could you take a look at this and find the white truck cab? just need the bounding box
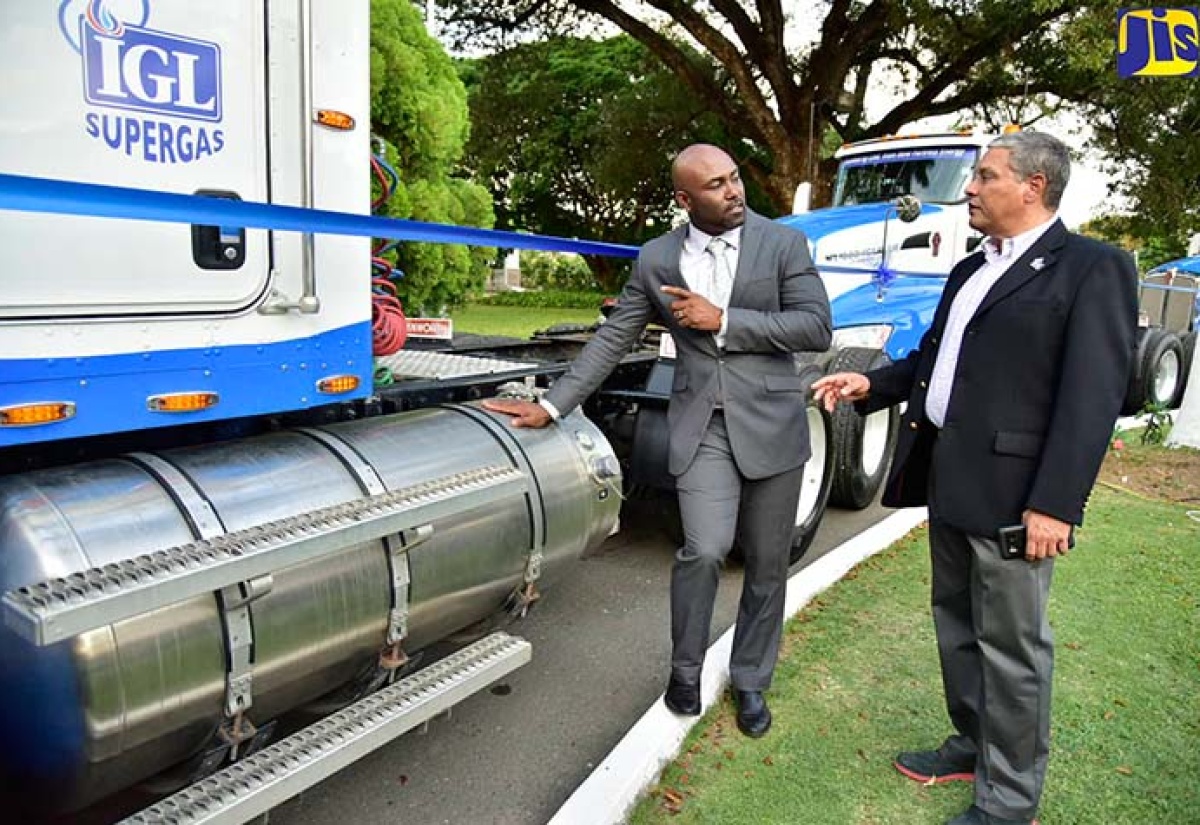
[781,132,989,300]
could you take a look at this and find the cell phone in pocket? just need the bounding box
[997,524,1027,560]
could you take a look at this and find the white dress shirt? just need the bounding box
[681,224,741,348]
[541,223,742,421]
[925,216,1058,428]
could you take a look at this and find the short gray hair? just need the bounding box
[988,131,1072,209]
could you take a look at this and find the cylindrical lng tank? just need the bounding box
[0,404,621,813]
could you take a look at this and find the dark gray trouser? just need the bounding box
[670,413,805,692]
[929,516,1055,821]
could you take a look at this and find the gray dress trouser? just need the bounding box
[669,412,805,692]
[928,516,1056,821]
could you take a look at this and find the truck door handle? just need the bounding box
[192,189,245,270]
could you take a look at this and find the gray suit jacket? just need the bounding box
[546,210,832,479]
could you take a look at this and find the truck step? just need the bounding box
[375,349,537,380]
[3,465,527,645]
[119,631,532,825]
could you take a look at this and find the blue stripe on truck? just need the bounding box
[0,321,372,447]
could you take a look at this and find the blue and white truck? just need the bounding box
[8,4,1181,820]
[0,2,697,821]
[774,132,991,509]
[773,132,1191,507]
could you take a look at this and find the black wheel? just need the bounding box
[1124,328,1185,412]
[825,347,899,509]
[789,402,834,564]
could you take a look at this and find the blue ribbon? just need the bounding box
[0,173,640,259]
[873,264,898,291]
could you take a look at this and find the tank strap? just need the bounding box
[297,428,416,649]
[125,452,272,750]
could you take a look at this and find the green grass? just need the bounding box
[447,303,601,338]
[630,486,1200,824]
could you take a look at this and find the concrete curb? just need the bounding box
[546,506,930,825]
[1115,410,1176,433]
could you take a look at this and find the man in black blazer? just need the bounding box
[485,144,831,738]
[814,132,1136,825]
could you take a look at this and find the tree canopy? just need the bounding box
[370,0,495,312]
[435,0,1128,214]
[1082,78,1199,265]
[461,35,738,290]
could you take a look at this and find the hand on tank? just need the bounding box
[481,398,552,428]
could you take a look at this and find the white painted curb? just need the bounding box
[1115,409,1176,433]
[547,506,930,825]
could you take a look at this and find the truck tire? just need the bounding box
[789,401,834,564]
[1124,328,1185,412]
[826,347,899,509]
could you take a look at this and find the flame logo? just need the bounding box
[58,0,150,54]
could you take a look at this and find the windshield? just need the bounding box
[833,147,978,207]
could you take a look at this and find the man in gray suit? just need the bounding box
[484,144,831,737]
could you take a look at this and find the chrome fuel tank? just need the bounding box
[0,404,621,813]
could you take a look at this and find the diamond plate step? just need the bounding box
[375,349,537,380]
[3,465,527,645]
[120,632,532,825]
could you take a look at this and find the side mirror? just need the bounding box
[792,182,812,215]
[892,194,922,223]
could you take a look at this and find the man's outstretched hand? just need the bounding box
[481,398,553,428]
[811,372,871,412]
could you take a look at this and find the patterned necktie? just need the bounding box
[706,236,734,310]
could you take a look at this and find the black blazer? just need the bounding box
[859,220,1138,537]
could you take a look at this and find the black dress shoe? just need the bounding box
[733,690,772,737]
[664,675,701,716]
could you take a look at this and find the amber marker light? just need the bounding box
[316,375,361,395]
[0,401,76,427]
[315,109,355,130]
[146,392,220,413]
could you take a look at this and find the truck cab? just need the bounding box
[780,133,986,302]
[768,133,992,510]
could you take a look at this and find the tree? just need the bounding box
[436,0,1123,214]
[461,35,736,291]
[371,0,496,313]
[520,251,598,292]
[1079,78,1199,264]
[1079,214,1186,272]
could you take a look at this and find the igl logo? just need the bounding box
[60,1,226,164]
[83,22,222,121]
[1116,7,1200,77]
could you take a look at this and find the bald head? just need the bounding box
[672,144,746,235]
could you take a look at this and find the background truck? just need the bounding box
[0,3,830,822]
[1123,253,1198,413]
[764,131,1191,511]
[770,132,989,509]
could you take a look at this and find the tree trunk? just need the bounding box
[586,255,626,294]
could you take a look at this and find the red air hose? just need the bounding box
[371,277,407,355]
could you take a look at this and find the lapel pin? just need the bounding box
[1030,257,1046,271]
